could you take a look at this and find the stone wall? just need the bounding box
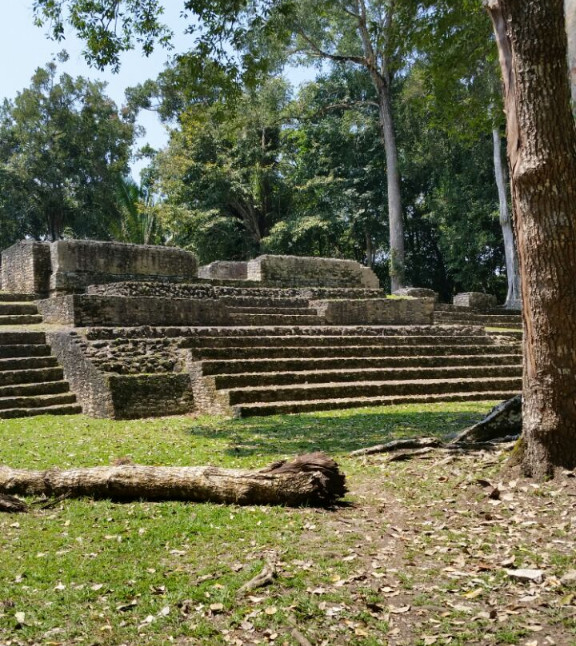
[108,374,194,419]
[83,337,185,374]
[86,281,386,301]
[47,331,115,418]
[1,241,51,295]
[247,255,380,288]
[453,292,498,310]
[50,240,198,293]
[197,261,248,280]
[0,240,199,295]
[47,330,194,418]
[310,298,434,326]
[38,295,229,327]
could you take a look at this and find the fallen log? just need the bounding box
[0,452,346,509]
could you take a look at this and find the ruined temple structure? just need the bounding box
[0,240,522,419]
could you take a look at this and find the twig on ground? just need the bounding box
[350,437,443,456]
[238,553,278,594]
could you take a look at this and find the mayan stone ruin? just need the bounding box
[0,240,523,420]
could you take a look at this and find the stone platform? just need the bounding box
[0,241,522,419]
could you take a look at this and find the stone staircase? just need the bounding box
[0,293,82,418]
[0,293,43,326]
[434,304,522,330]
[188,326,522,417]
[82,324,523,418]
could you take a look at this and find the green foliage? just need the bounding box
[152,77,294,260]
[0,63,136,242]
[396,70,507,299]
[26,0,511,299]
[33,0,173,71]
[110,176,164,245]
[263,68,388,271]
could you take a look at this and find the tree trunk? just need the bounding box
[486,0,576,479]
[0,453,346,508]
[492,126,521,308]
[376,81,405,291]
[566,0,576,106]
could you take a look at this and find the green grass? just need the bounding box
[0,401,492,471]
[0,401,549,645]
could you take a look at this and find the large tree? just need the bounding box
[34,0,426,290]
[0,63,136,241]
[152,78,294,261]
[486,0,576,478]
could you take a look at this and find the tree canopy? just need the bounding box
[0,63,136,243]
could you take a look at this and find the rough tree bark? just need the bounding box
[486,0,576,478]
[0,453,346,508]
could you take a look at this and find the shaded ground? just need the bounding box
[0,404,575,645]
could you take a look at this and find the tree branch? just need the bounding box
[296,29,367,67]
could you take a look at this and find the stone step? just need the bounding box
[200,353,523,376]
[191,343,521,361]
[228,313,325,326]
[84,324,489,341]
[0,303,39,316]
[213,364,522,389]
[0,403,82,419]
[0,367,64,387]
[0,380,72,398]
[489,329,523,339]
[434,312,522,326]
[184,334,498,349]
[88,283,387,300]
[227,306,319,316]
[220,297,310,309]
[0,292,36,302]
[0,314,43,326]
[233,391,520,417]
[0,356,58,371]
[0,331,46,345]
[435,304,521,315]
[0,344,52,358]
[227,376,522,405]
[0,392,78,411]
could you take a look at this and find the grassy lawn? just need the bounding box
[1,402,575,645]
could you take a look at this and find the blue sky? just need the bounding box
[0,2,194,176]
[0,2,315,179]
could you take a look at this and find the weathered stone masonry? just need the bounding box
[0,240,522,420]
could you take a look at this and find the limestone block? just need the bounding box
[393,287,438,302]
[49,240,198,293]
[197,261,248,280]
[311,298,434,325]
[453,292,498,310]
[1,241,51,295]
[246,255,380,288]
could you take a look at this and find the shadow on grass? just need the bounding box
[186,405,491,457]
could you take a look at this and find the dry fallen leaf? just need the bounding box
[505,569,545,584]
[463,588,484,599]
[389,604,411,614]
